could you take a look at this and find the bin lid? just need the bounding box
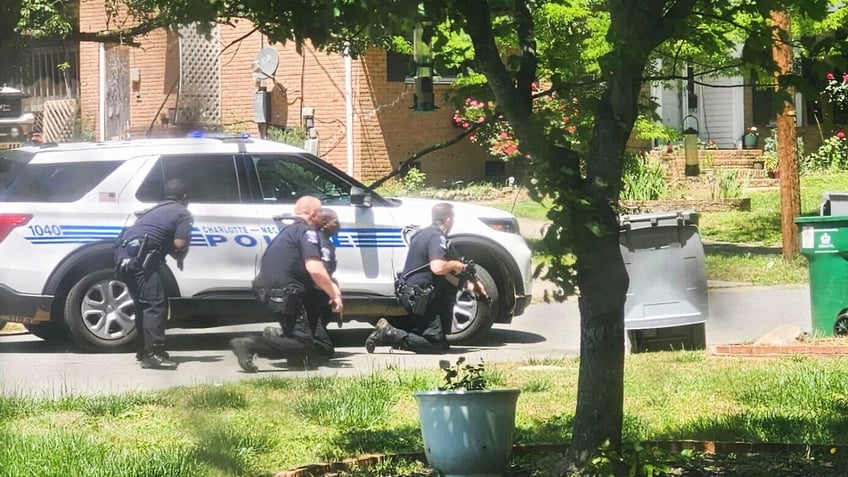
[795,215,848,225]
[822,191,848,201]
[620,209,698,231]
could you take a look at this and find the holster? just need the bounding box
[395,274,435,317]
[254,287,302,317]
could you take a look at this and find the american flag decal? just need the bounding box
[99,192,116,202]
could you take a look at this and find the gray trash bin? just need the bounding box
[820,192,848,216]
[619,209,709,352]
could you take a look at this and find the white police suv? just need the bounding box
[0,136,534,352]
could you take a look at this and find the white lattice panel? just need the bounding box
[42,99,77,142]
[177,24,221,125]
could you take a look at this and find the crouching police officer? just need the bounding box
[115,178,193,370]
[260,206,341,361]
[230,196,343,372]
[366,202,486,354]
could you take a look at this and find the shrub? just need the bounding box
[621,153,668,201]
[802,131,848,173]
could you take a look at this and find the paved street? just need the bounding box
[0,283,812,397]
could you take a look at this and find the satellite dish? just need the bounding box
[253,47,279,80]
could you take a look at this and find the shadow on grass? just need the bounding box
[703,242,783,256]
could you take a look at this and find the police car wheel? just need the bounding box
[63,269,138,352]
[445,264,498,344]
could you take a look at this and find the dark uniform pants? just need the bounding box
[121,264,168,353]
[397,287,453,354]
[255,290,334,360]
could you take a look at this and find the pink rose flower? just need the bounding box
[838,131,846,139]
[843,74,848,84]
[827,73,835,81]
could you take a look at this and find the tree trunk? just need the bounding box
[555,203,629,475]
[771,10,801,261]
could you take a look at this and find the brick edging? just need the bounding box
[273,441,848,477]
[712,344,848,356]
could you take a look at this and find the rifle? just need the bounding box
[455,258,493,305]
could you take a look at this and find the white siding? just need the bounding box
[698,76,744,149]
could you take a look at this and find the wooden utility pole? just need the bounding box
[772,10,801,261]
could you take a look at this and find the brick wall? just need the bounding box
[75,4,494,185]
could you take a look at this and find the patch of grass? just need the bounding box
[486,197,551,221]
[705,252,809,285]
[182,386,248,411]
[293,373,407,429]
[482,173,848,285]
[8,356,848,475]
[700,172,848,246]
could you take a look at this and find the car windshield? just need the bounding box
[0,159,122,202]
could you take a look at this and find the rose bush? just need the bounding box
[452,83,581,162]
[824,72,848,109]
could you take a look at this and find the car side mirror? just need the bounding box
[350,186,371,208]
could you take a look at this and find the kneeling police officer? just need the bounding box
[115,178,193,370]
[366,202,486,354]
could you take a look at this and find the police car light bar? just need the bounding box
[187,131,252,141]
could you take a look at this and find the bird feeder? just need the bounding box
[683,115,699,177]
[411,22,435,112]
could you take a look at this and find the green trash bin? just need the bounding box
[796,215,848,335]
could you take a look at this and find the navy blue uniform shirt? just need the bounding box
[254,218,322,293]
[402,225,449,289]
[122,201,193,255]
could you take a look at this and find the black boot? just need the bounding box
[136,349,168,361]
[139,347,177,370]
[230,337,259,373]
[365,318,402,353]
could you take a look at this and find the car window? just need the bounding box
[251,154,351,205]
[0,159,122,202]
[137,154,242,203]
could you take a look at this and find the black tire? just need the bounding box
[445,264,499,344]
[63,268,138,352]
[835,313,848,336]
[24,321,68,342]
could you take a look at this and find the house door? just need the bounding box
[104,45,130,140]
[698,76,744,149]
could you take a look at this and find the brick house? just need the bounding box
[70,3,505,186]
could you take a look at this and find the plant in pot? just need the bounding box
[414,357,521,477]
[762,136,779,177]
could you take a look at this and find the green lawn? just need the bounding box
[5,354,848,476]
[489,172,848,286]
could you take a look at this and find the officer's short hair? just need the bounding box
[318,207,340,235]
[294,195,321,216]
[432,203,454,225]
[165,178,192,201]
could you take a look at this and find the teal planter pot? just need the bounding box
[743,133,758,149]
[414,389,520,477]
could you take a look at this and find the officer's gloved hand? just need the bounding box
[116,258,133,276]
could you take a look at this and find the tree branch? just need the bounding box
[367,123,482,190]
[54,19,168,46]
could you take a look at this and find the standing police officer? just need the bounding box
[230,196,342,372]
[365,202,485,354]
[115,178,193,370]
